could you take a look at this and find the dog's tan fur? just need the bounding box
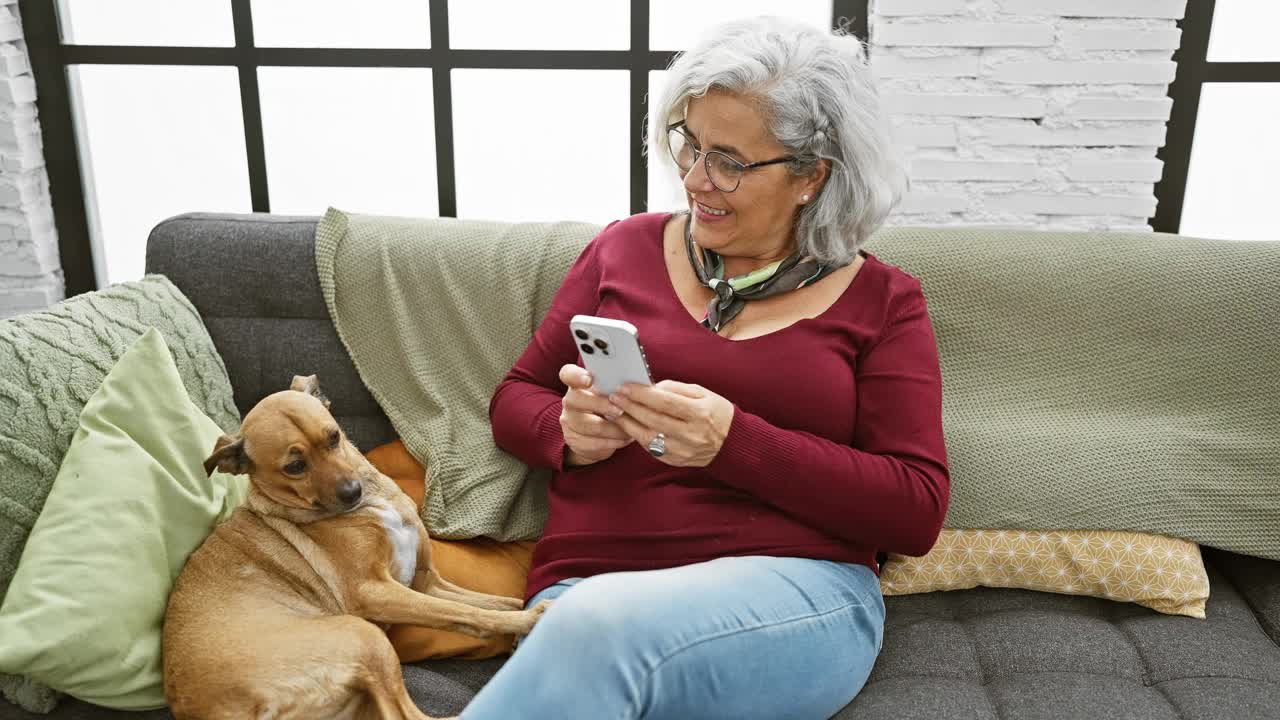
[162,376,547,720]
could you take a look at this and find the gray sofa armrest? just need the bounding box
[144,212,395,451]
[1205,547,1280,646]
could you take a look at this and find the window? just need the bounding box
[33,0,871,290]
[1178,84,1280,241]
[649,0,831,51]
[449,1,627,51]
[70,65,251,284]
[452,68,629,224]
[257,67,439,217]
[60,0,234,47]
[28,1,1271,291]
[251,0,431,49]
[1155,0,1280,240]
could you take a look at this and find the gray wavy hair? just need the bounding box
[653,16,908,265]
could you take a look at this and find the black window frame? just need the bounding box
[1153,0,1280,236]
[25,1,1274,298]
[19,0,866,296]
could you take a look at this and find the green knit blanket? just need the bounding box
[315,208,600,540]
[316,208,1279,560]
[0,275,240,713]
[864,227,1280,560]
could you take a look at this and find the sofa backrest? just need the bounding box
[145,212,395,451]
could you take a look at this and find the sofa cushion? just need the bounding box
[10,658,507,720]
[844,550,1280,719]
[1208,547,1280,645]
[0,275,241,714]
[881,529,1211,618]
[367,439,536,661]
[0,275,240,602]
[16,552,1280,719]
[0,329,248,710]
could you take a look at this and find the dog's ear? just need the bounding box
[290,374,330,409]
[204,434,250,476]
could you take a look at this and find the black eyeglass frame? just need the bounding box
[666,121,796,193]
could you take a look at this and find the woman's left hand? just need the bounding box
[606,380,735,467]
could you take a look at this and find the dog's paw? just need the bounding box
[514,599,553,636]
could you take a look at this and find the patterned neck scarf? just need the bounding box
[681,210,842,334]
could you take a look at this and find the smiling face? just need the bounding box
[678,90,828,267]
[204,379,370,514]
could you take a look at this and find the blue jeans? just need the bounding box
[460,555,885,720]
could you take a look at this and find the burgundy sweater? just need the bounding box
[489,213,950,601]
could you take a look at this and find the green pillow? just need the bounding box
[0,327,248,710]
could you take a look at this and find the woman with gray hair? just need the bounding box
[467,16,948,719]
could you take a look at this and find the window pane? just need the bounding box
[1180,84,1280,241]
[258,67,437,217]
[650,0,832,51]
[251,0,430,48]
[647,70,686,212]
[451,1,627,50]
[60,0,234,46]
[71,65,250,285]
[453,69,629,224]
[1206,0,1280,62]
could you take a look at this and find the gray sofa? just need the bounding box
[18,212,1280,719]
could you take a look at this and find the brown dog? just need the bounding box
[162,376,547,719]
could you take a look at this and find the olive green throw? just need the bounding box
[315,208,599,541]
[865,227,1280,560]
[317,208,1280,560]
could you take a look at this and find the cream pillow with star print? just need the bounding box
[879,529,1210,618]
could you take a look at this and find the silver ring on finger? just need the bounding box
[647,432,666,457]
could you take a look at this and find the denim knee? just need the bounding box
[525,575,641,661]
[511,577,649,711]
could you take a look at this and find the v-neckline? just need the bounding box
[656,212,872,344]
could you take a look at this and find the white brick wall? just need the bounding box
[0,0,60,319]
[872,0,1186,231]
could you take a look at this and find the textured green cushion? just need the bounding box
[0,275,240,601]
[0,328,248,710]
[0,275,240,713]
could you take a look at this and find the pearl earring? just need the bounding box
[801,194,810,202]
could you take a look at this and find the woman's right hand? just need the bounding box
[558,364,632,467]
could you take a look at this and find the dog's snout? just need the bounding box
[336,480,362,506]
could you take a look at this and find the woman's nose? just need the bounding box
[683,156,715,194]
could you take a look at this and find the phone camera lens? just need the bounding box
[593,339,609,350]
[580,343,595,354]
[574,329,589,340]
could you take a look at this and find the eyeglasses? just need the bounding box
[666,122,795,193]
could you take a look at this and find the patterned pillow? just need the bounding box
[880,529,1210,618]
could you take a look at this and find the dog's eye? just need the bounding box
[284,459,306,475]
[328,430,340,449]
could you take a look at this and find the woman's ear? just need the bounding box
[802,159,832,203]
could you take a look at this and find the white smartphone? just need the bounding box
[569,315,653,396]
